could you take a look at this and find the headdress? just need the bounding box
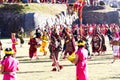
[4,48,14,55]
[77,40,86,46]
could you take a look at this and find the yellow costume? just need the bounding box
[39,34,49,55]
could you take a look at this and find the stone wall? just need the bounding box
[83,11,119,25]
[0,5,119,38]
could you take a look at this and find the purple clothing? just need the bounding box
[75,47,88,80]
[1,56,19,80]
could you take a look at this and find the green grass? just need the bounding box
[0,37,120,80]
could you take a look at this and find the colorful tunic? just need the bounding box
[112,37,120,56]
[91,34,102,53]
[28,38,38,59]
[1,56,19,80]
[64,36,75,56]
[11,38,17,53]
[39,35,49,54]
[75,47,88,80]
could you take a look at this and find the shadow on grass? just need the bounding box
[88,62,106,65]
[19,59,52,63]
[16,56,28,59]
[101,76,120,80]
[63,64,75,67]
[109,76,120,79]
[89,55,112,61]
[17,70,45,74]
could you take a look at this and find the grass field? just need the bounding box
[0,37,120,80]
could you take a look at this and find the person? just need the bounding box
[73,40,88,80]
[48,28,63,71]
[0,41,3,60]
[28,32,41,60]
[11,33,18,57]
[39,30,49,56]
[17,28,24,47]
[110,33,120,63]
[35,26,41,39]
[106,27,112,44]
[0,48,19,80]
[91,29,102,56]
[62,27,75,59]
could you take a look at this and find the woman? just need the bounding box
[73,40,88,80]
[1,48,19,80]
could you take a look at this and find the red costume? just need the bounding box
[28,38,38,59]
[91,33,102,54]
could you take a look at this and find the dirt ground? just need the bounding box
[0,36,120,80]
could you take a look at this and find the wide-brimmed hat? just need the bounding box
[4,48,14,55]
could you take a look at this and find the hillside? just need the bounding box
[0,3,67,16]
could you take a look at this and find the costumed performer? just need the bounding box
[1,48,19,80]
[72,40,88,80]
[28,32,41,60]
[39,30,49,56]
[111,32,120,63]
[11,33,18,57]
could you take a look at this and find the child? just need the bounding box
[0,41,3,60]
[39,30,49,56]
[0,48,19,80]
[11,33,18,57]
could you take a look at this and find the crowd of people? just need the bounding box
[0,0,104,6]
[0,22,120,80]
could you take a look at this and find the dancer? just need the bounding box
[39,30,49,56]
[111,33,120,63]
[62,27,75,59]
[11,33,18,57]
[48,28,63,71]
[0,48,19,80]
[28,32,41,60]
[17,28,24,47]
[91,28,102,56]
[73,40,88,80]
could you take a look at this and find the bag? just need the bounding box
[67,52,76,62]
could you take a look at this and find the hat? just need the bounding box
[77,40,86,46]
[4,48,14,55]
